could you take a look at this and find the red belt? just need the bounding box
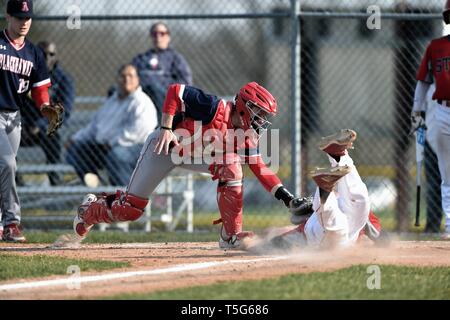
[437,99,450,107]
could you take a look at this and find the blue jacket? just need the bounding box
[49,63,75,121]
[132,47,193,90]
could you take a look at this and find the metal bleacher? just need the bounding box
[16,96,195,232]
[17,171,194,233]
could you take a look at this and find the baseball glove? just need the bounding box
[41,102,64,136]
[409,111,426,135]
[289,197,314,225]
[289,197,313,216]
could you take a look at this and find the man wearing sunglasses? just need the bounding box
[20,41,75,186]
[73,82,312,249]
[132,22,193,121]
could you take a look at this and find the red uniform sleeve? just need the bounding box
[416,43,433,83]
[248,155,282,193]
[162,84,185,115]
[31,83,51,110]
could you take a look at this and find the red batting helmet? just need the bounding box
[443,0,450,24]
[235,82,277,137]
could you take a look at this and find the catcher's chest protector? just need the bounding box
[174,101,232,154]
[175,100,257,157]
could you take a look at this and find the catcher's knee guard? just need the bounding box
[80,193,116,225]
[111,192,149,222]
[213,159,244,239]
[80,191,148,225]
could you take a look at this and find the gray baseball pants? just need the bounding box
[0,111,21,227]
[127,129,211,198]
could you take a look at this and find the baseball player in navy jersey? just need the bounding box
[74,82,311,249]
[410,1,450,239]
[0,0,64,242]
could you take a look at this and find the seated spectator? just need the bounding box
[132,21,193,120]
[20,41,75,185]
[65,64,158,186]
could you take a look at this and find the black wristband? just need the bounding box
[160,126,172,131]
[274,186,295,207]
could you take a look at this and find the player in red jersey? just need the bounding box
[411,0,450,239]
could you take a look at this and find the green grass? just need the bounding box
[0,254,129,281]
[110,265,450,300]
[23,230,219,244]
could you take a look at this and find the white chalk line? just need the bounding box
[0,256,289,292]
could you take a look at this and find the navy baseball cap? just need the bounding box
[7,0,33,18]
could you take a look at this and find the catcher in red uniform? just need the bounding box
[73,82,311,248]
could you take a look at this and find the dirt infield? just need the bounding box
[0,238,449,300]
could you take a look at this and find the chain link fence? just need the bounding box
[0,0,446,233]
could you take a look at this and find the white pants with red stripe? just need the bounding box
[304,152,370,248]
[427,102,450,233]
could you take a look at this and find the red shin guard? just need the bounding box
[82,191,148,225]
[111,193,149,222]
[211,155,244,239]
[81,196,114,225]
[217,185,243,237]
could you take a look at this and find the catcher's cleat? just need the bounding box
[319,129,357,156]
[73,194,97,239]
[219,230,255,250]
[311,165,352,193]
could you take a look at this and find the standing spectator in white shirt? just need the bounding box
[65,64,158,186]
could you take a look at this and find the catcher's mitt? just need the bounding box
[289,197,314,225]
[41,102,64,136]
